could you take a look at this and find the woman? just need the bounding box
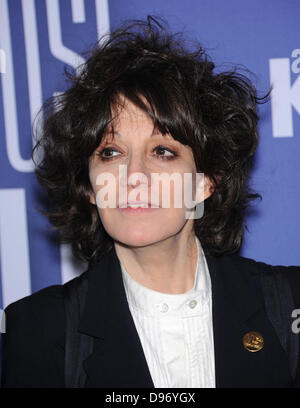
[1,16,300,388]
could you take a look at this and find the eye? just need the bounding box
[96,147,120,161]
[153,145,178,160]
[96,144,178,161]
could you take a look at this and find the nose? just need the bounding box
[126,149,151,188]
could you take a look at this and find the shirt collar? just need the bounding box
[120,236,211,318]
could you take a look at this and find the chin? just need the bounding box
[111,229,169,248]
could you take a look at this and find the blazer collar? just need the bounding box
[77,244,289,387]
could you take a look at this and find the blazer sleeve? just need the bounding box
[285,265,300,387]
[1,284,65,388]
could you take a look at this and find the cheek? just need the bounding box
[88,167,99,200]
[94,208,114,230]
[161,172,197,210]
[89,163,120,190]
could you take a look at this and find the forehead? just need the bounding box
[110,97,152,125]
[107,97,171,139]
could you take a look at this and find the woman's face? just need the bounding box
[89,97,213,247]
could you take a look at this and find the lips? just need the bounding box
[119,202,160,209]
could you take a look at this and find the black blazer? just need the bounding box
[1,244,300,388]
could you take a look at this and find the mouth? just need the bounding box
[119,202,159,209]
[118,202,160,214]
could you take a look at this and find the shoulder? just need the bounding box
[220,252,300,275]
[3,270,89,342]
[1,271,88,387]
[222,253,300,306]
[1,283,66,387]
[4,269,89,314]
[3,283,65,357]
[206,251,300,292]
[4,283,64,325]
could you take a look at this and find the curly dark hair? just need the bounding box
[32,15,268,265]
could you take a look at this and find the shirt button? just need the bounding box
[160,303,169,312]
[188,299,197,309]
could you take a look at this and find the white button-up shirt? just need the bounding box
[120,236,216,388]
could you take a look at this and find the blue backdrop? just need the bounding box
[0,0,299,362]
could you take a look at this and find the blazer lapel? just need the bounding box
[205,254,292,387]
[78,244,155,388]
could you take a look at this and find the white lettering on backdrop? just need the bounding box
[270,50,300,137]
[0,1,109,306]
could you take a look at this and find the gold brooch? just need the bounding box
[243,331,264,352]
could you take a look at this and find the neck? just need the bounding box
[114,229,198,294]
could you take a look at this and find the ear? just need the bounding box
[89,191,96,205]
[204,175,215,200]
[195,174,215,204]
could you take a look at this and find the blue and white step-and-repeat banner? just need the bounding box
[0,0,299,369]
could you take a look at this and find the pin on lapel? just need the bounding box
[243,331,264,352]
